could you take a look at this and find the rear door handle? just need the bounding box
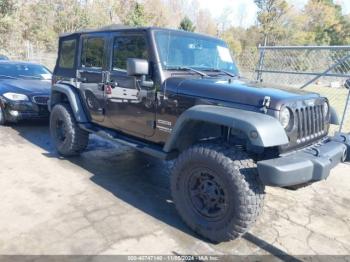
[76,69,93,83]
[77,77,87,83]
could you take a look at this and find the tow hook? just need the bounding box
[332,132,350,162]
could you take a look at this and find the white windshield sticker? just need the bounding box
[217,46,233,63]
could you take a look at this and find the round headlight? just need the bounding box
[323,101,329,117]
[280,107,291,129]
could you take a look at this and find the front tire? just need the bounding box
[50,103,89,156]
[171,143,265,243]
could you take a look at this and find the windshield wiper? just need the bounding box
[166,66,208,77]
[202,68,236,77]
[0,74,18,79]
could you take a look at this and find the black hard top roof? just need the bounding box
[60,24,222,42]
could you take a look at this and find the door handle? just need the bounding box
[80,69,99,74]
[77,77,87,83]
[76,69,90,82]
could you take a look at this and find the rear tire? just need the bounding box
[171,143,265,243]
[50,103,89,156]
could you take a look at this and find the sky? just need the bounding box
[198,0,350,28]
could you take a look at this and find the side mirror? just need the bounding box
[345,79,350,89]
[127,58,149,76]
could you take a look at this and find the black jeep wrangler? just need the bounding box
[49,25,350,243]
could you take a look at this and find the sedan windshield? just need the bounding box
[0,63,51,80]
[155,31,239,76]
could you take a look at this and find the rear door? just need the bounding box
[78,33,108,123]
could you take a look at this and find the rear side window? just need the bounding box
[81,37,105,69]
[58,39,76,69]
[113,35,148,71]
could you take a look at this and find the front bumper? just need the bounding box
[1,100,49,122]
[257,135,349,187]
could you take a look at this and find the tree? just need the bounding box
[144,0,171,27]
[124,2,149,27]
[179,16,195,32]
[222,31,242,56]
[0,0,16,52]
[254,0,288,45]
[303,0,350,45]
[195,9,217,35]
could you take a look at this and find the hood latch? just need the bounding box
[260,96,271,114]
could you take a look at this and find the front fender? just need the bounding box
[330,106,340,125]
[163,105,289,152]
[50,83,88,123]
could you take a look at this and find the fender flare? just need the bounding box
[163,105,289,152]
[330,106,340,125]
[50,83,88,123]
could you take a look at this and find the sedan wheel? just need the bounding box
[0,107,6,125]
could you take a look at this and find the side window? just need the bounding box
[112,35,148,71]
[81,37,105,69]
[58,39,76,69]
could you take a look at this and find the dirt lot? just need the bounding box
[0,122,349,257]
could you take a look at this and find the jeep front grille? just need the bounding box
[32,96,49,105]
[295,105,326,143]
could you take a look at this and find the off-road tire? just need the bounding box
[50,103,89,156]
[171,143,265,243]
[0,107,6,125]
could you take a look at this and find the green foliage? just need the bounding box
[222,32,242,55]
[124,3,149,27]
[254,0,288,45]
[0,0,16,53]
[249,0,350,47]
[301,0,350,45]
[179,16,196,32]
[0,0,15,17]
[1,0,350,60]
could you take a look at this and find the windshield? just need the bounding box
[155,31,239,75]
[0,63,52,80]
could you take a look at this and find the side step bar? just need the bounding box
[79,123,176,160]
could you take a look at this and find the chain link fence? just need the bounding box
[235,49,260,81]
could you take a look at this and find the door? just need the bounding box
[106,33,156,138]
[78,34,108,123]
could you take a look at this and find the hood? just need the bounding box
[0,79,51,96]
[167,77,319,110]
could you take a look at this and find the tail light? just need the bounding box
[105,85,112,95]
